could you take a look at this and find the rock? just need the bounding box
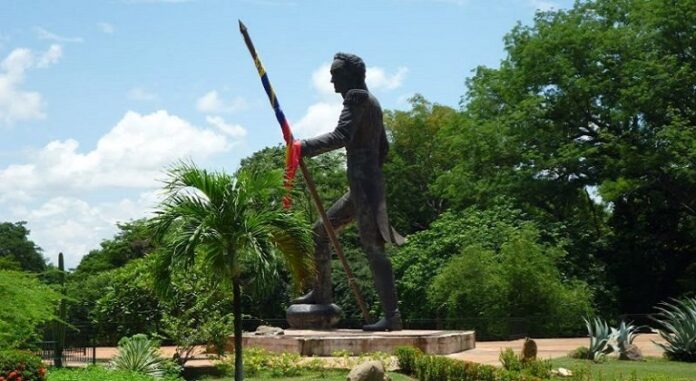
[620,344,644,361]
[254,325,284,336]
[347,360,389,381]
[286,303,342,329]
[551,367,573,377]
[521,337,537,361]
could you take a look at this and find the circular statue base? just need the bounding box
[286,304,342,329]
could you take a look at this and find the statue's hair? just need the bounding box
[334,52,366,82]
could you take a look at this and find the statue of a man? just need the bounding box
[292,52,404,331]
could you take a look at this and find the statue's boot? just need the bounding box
[292,255,333,305]
[362,246,403,332]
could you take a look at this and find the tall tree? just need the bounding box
[0,222,45,273]
[149,162,314,381]
[435,0,695,312]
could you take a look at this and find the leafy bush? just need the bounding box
[585,317,611,361]
[568,346,590,359]
[394,346,423,374]
[652,297,696,362]
[0,271,61,349]
[47,366,183,381]
[268,352,302,377]
[500,348,523,372]
[110,335,165,378]
[0,350,46,381]
[427,224,594,338]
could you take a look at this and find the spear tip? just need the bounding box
[238,19,247,33]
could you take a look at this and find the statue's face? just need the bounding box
[330,59,352,94]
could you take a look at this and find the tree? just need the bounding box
[0,222,45,273]
[149,162,314,381]
[434,0,695,312]
[0,270,60,348]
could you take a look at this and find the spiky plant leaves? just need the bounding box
[110,334,164,378]
[651,297,696,362]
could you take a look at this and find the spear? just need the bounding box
[238,20,370,323]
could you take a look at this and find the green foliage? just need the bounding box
[652,297,696,362]
[0,350,46,381]
[423,210,593,337]
[383,95,456,234]
[149,162,314,381]
[47,366,183,381]
[394,346,422,375]
[73,219,153,277]
[568,346,590,360]
[500,348,523,372]
[110,334,165,378]
[90,259,162,343]
[585,317,612,362]
[0,270,61,348]
[0,222,45,273]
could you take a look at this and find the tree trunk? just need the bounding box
[233,278,243,381]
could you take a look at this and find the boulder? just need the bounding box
[254,325,284,336]
[620,344,644,361]
[347,360,390,381]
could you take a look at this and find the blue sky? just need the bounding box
[0,0,574,268]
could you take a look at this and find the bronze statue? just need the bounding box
[292,53,404,331]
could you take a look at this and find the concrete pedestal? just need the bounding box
[239,329,476,356]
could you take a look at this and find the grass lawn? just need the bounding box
[550,356,696,380]
[203,370,415,380]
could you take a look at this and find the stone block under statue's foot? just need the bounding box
[286,304,342,329]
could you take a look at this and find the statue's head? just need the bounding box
[330,52,367,93]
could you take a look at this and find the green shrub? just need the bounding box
[110,334,165,378]
[47,366,183,381]
[268,352,302,377]
[652,297,696,362]
[568,346,590,359]
[585,317,611,361]
[0,350,46,381]
[394,346,423,374]
[500,348,522,372]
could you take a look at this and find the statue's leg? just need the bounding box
[293,192,354,304]
[358,219,402,331]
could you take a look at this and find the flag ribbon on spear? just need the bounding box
[238,21,300,208]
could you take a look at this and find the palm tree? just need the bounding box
[149,161,314,381]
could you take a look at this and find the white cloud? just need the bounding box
[206,116,247,138]
[292,101,342,138]
[128,87,158,101]
[35,27,84,43]
[367,66,408,90]
[0,110,231,195]
[295,62,408,137]
[37,44,63,68]
[196,90,248,114]
[98,22,115,34]
[12,192,161,269]
[0,45,62,126]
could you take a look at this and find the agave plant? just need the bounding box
[584,317,611,361]
[609,321,640,358]
[110,334,165,378]
[651,297,696,362]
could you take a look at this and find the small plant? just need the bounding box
[394,346,423,375]
[0,350,46,381]
[499,348,522,372]
[584,317,611,361]
[651,297,696,362]
[609,321,640,359]
[110,334,165,378]
[268,352,302,377]
[568,346,590,359]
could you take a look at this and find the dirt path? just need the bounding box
[92,333,666,368]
